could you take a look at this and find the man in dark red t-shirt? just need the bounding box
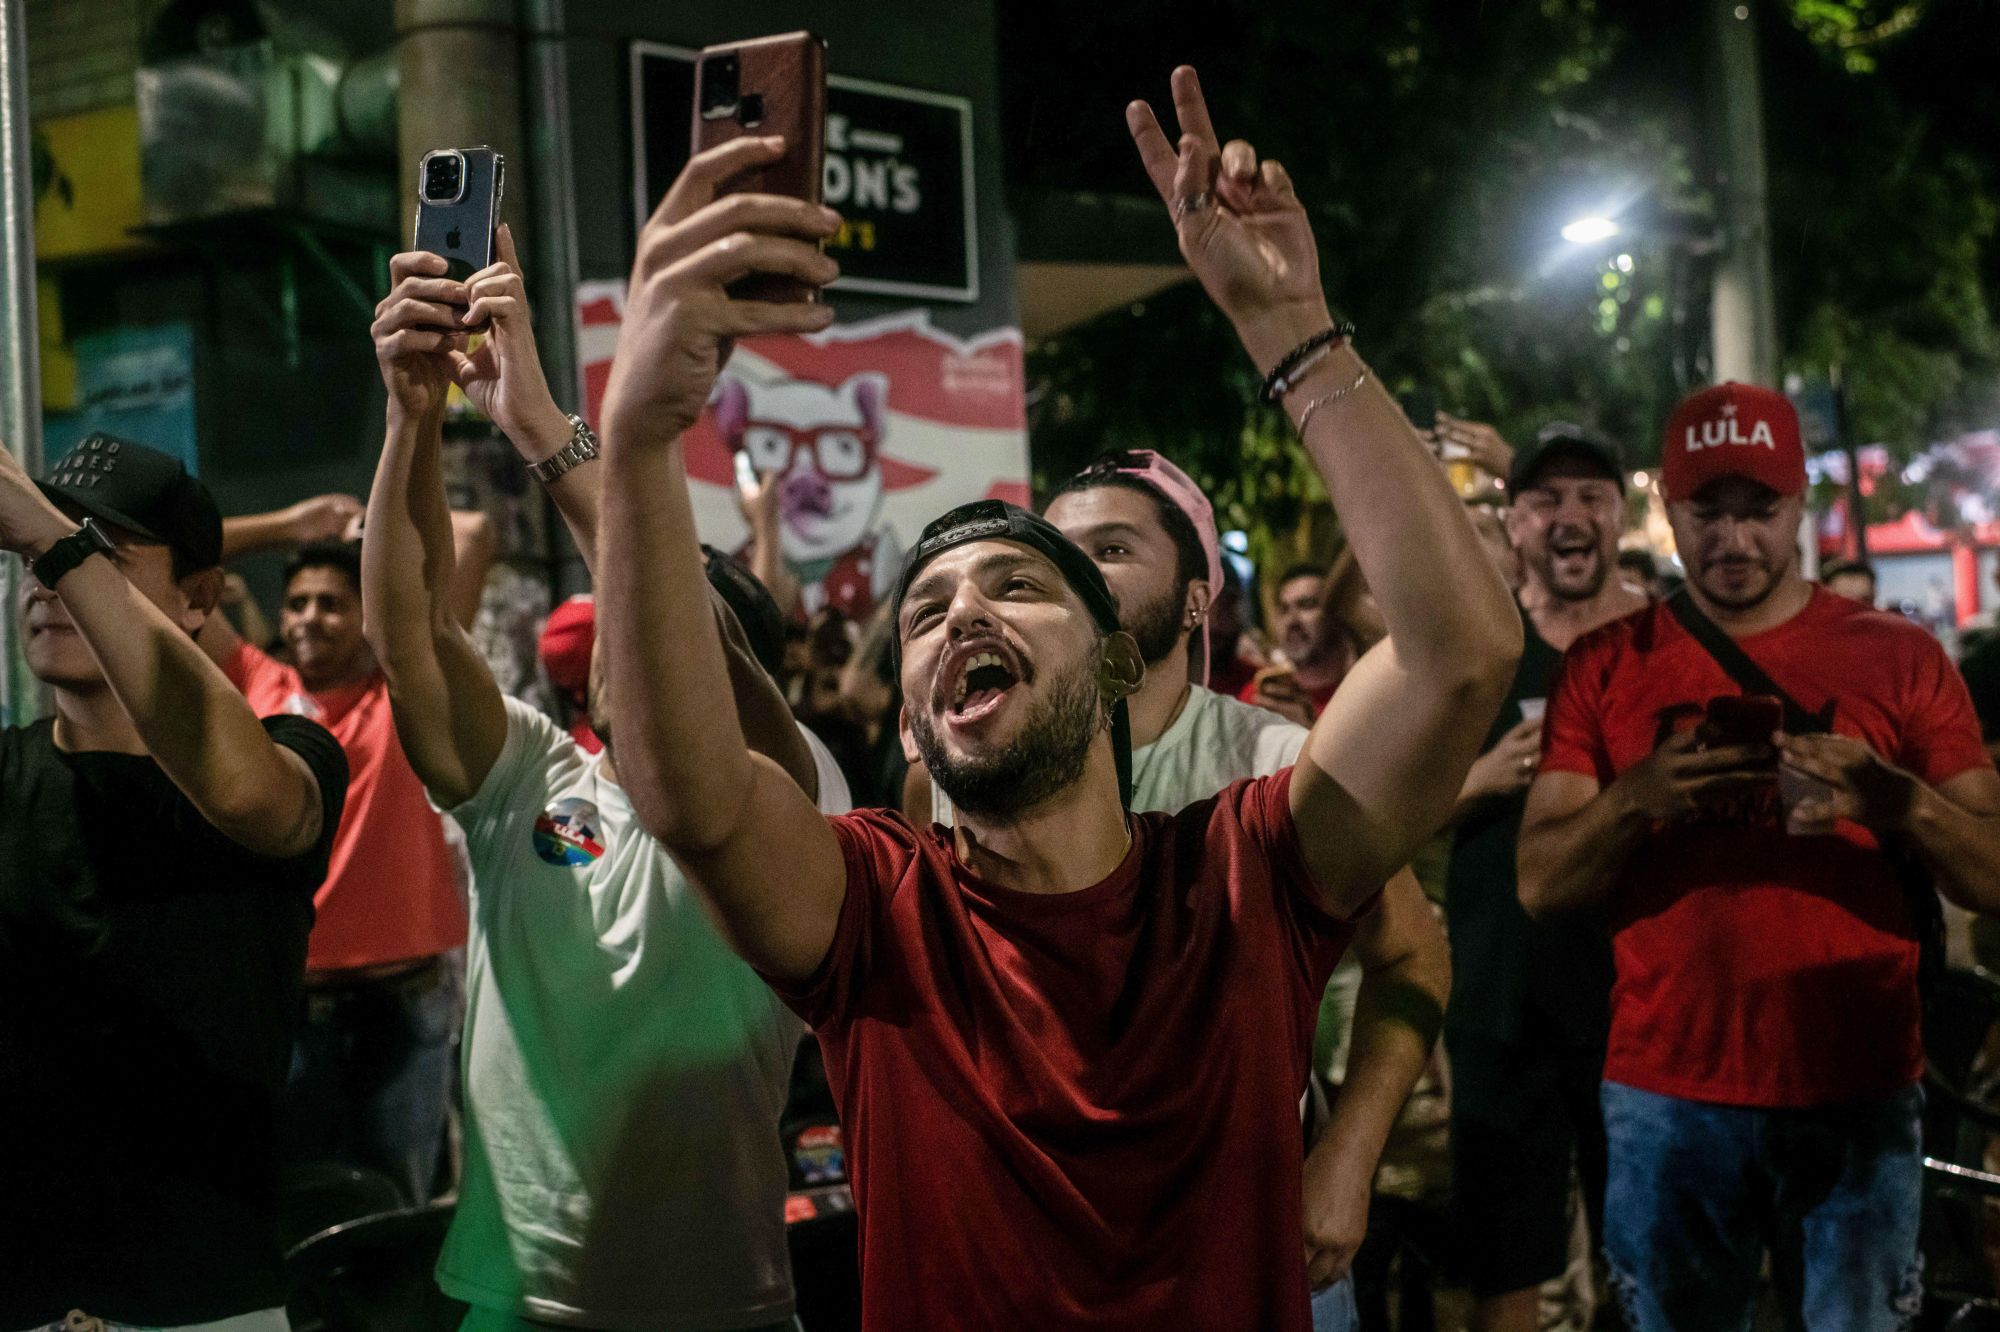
[1239,562,1350,724]
[587,68,1522,1331]
[1518,382,2000,1332]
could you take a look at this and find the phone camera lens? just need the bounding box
[700,52,741,120]
[423,152,465,203]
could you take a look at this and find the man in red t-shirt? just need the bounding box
[1239,562,1350,724]
[1518,382,2000,1332]
[200,514,491,1204]
[590,68,1521,1330]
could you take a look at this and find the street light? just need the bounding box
[1560,215,1621,245]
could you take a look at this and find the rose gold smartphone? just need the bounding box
[691,31,827,304]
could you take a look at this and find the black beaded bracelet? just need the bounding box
[1260,322,1356,403]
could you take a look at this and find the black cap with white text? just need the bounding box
[37,433,223,572]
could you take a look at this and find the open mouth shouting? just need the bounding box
[1547,530,1599,577]
[940,638,1028,728]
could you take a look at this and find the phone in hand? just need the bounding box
[1700,694,1783,763]
[691,31,827,304]
[413,147,505,285]
[734,449,762,501]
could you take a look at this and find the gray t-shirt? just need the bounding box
[438,697,851,1327]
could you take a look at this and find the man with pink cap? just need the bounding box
[1518,382,2000,1331]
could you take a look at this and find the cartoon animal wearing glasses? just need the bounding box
[714,371,904,620]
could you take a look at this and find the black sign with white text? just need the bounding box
[631,44,978,302]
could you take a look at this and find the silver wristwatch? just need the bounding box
[526,414,600,484]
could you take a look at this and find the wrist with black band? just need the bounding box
[1261,322,1357,403]
[28,518,117,588]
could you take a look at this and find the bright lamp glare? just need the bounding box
[1561,216,1621,245]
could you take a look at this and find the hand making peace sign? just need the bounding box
[1126,66,1334,369]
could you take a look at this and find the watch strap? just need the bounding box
[527,414,600,484]
[29,518,116,588]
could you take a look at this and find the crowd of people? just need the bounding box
[5,62,1999,1332]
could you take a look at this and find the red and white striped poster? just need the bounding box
[575,284,1029,620]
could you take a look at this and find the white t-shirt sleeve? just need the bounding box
[446,696,577,855]
[800,723,854,815]
[1261,718,1310,775]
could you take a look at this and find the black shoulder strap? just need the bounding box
[1664,589,1831,735]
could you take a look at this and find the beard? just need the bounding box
[1695,552,1789,610]
[910,643,1104,819]
[1528,526,1610,603]
[1123,578,1187,666]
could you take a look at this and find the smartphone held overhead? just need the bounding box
[414,146,505,286]
[693,31,828,304]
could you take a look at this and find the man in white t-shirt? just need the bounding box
[912,450,1451,1331]
[361,236,841,1329]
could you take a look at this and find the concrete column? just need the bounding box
[394,0,524,251]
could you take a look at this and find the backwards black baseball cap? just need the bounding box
[1506,422,1625,500]
[888,499,1136,805]
[37,433,223,572]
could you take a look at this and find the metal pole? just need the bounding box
[1706,0,1781,387]
[0,0,43,728]
[522,0,586,598]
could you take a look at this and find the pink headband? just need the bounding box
[1079,449,1225,687]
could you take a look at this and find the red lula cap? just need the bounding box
[1660,382,1806,502]
[538,594,596,693]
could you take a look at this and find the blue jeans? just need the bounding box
[1310,1275,1359,1332]
[1600,1081,1924,1332]
[280,958,459,1206]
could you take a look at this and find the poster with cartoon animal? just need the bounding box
[576,297,1029,621]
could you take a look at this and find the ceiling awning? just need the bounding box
[1017,261,1190,341]
[1011,189,1191,341]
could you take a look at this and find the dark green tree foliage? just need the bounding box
[1001,1,2000,558]
[1004,1,1693,565]
[1771,0,2000,472]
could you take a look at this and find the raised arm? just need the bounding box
[359,250,510,809]
[446,509,496,631]
[451,224,602,579]
[204,494,362,668]
[0,456,327,857]
[597,137,848,980]
[220,492,362,562]
[738,467,801,616]
[1127,67,1520,914]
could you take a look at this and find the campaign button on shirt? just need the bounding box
[793,1124,846,1184]
[532,798,606,867]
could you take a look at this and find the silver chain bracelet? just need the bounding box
[1293,367,1372,436]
